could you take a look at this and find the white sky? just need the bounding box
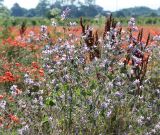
[3,0,160,11]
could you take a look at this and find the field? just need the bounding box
[0,16,160,135]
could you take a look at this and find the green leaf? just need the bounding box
[107,74,114,81]
[45,98,55,106]
[41,116,49,124]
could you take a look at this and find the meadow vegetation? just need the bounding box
[0,10,160,135]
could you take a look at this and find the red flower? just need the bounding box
[9,114,20,123]
[8,96,15,102]
[5,72,15,82]
[32,62,39,69]
[0,95,4,100]
[39,69,44,76]
[15,63,21,67]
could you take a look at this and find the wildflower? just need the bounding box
[32,98,38,104]
[94,111,100,118]
[15,63,21,67]
[101,102,108,109]
[108,82,113,89]
[24,75,34,85]
[156,89,160,94]
[29,31,35,36]
[10,85,22,96]
[130,17,135,23]
[24,73,29,78]
[39,96,43,101]
[133,79,140,85]
[86,99,93,105]
[0,100,6,109]
[131,55,142,65]
[146,117,151,121]
[153,35,160,41]
[40,25,47,33]
[18,125,29,135]
[115,91,123,97]
[0,122,3,128]
[128,17,138,31]
[10,85,17,91]
[51,21,57,27]
[116,22,121,27]
[93,57,98,62]
[137,116,144,125]
[132,26,138,31]
[0,95,4,100]
[8,96,15,102]
[118,61,124,66]
[69,21,77,26]
[58,37,62,43]
[32,62,39,69]
[106,110,112,118]
[61,7,71,20]
[11,91,17,96]
[9,114,20,123]
[139,85,144,89]
[129,125,132,129]
[128,44,133,49]
[130,69,134,75]
[145,132,152,135]
[128,17,135,26]
[138,95,144,100]
[38,90,44,94]
[155,122,160,130]
[82,44,90,51]
[5,71,16,82]
[39,69,44,76]
[49,117,53,121]
[151,129,156,134]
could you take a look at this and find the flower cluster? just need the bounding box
[40,25,48,40]
[128,17,138,31]
[61,7,71,20]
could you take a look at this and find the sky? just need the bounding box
[3,0,160,11]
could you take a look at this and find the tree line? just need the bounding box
[0,0,160,18]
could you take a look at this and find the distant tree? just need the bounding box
[84,0,95,5]
[36,0,50,16]
[50,1,61,9]
[157,7,160,16]
[94,5,103,14]
[0,0,10,17]
[150,12,158,17]
[80,5,98,17]
[113,6,157,17]
[116,11,125,17]
[25,8,37,17]
[0,6,10,17]
[11,3,27,16]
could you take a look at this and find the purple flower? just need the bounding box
[61,7,71,20]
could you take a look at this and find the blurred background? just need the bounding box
[0,0,160,25]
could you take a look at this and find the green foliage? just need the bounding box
[1,16,160,28]
[2,0,160,19]
[0,6,10,18]
[47,8,61,19]
[114,6,159,17]
[35,0,50,17]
